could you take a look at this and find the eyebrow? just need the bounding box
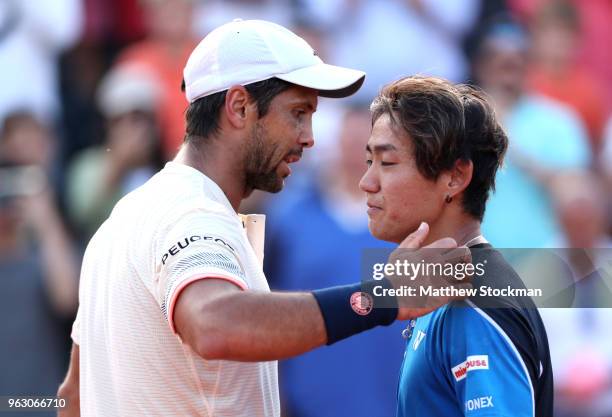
[366,144,398,153]
[290,99,317,112]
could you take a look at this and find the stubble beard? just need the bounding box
[244,122,284,193]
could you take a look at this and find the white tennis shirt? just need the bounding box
[71,161,279,416]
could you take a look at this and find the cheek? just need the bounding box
[256,125,285,163]
[272,117,297,149]
[382,173,440,226]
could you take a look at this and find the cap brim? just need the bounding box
[276,63,365,99]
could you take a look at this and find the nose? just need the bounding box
[359,166,380,194]
[300,120,315,149]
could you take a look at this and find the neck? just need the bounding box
[423,211,482,248]
[174,141,248,212]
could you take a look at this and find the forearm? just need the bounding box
[38,213,79,316]
[58,344,80,417]
[187,291,327,362]
[176,224,465,361]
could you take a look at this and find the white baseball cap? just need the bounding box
[183,19,366,103]
[97,64,160,118]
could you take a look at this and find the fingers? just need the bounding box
[399,222,429,249]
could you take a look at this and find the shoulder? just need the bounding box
[145,165,241,233]
[138,169,248,263]
[437,299,549,397]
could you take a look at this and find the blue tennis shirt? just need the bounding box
[397,245,553,417]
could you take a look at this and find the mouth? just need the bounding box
[283,153,301,164]
[366,201,383,216]
[278,151,302,178]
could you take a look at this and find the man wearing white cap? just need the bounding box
[58,20,469,417]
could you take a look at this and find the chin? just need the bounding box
[269,181,284,193]
[370,219,413,244]
[257,178,284,193]
[368,221,397,243]
[249,172,284,193]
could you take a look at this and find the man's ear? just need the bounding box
[224,85,257,129]
[445,159,474,200]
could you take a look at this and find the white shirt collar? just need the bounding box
[164,161,235,214]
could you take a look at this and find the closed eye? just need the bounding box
[366,160,396,167]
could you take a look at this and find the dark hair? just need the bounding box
[182,77,293,145]
[370,76,508,221]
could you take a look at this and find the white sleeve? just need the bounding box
[154,209,248,333]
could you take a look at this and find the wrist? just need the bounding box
[312,279,398,345]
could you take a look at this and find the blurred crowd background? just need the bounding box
[1,0,611,416]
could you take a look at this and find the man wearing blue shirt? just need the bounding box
[396,245,552,416]
[360,76,553,416]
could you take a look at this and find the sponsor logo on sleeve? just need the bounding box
[452,355,489,382]
[465,396,494,412]
[161,235,235,265]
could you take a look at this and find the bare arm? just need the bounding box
[174,279,327,361]
[21,191,79,316]
[57,344,80,417]
[174,223,466,361]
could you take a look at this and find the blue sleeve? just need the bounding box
[439,306,534,417]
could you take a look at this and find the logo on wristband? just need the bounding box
[350,291,373,315]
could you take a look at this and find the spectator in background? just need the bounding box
[552,172,611,250]
[117,0,197,159]
[473,17,591,248]
[0,115,79,414]
[66,63,162,241]
[58,0,147,164]
[509,0,612,111]
[570,0,612,111]
[0,0,83,125]
[81,0,146,45]
[602,118,612,176]
[0,113,56,173]
[539,172,612,417]
[463,0,510,65]
[528,0,608,153]
[316,0,480,102]
[264,106,404,417]
[602,118,612,238]
[0,109,67,204]
[193,0,293,36]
